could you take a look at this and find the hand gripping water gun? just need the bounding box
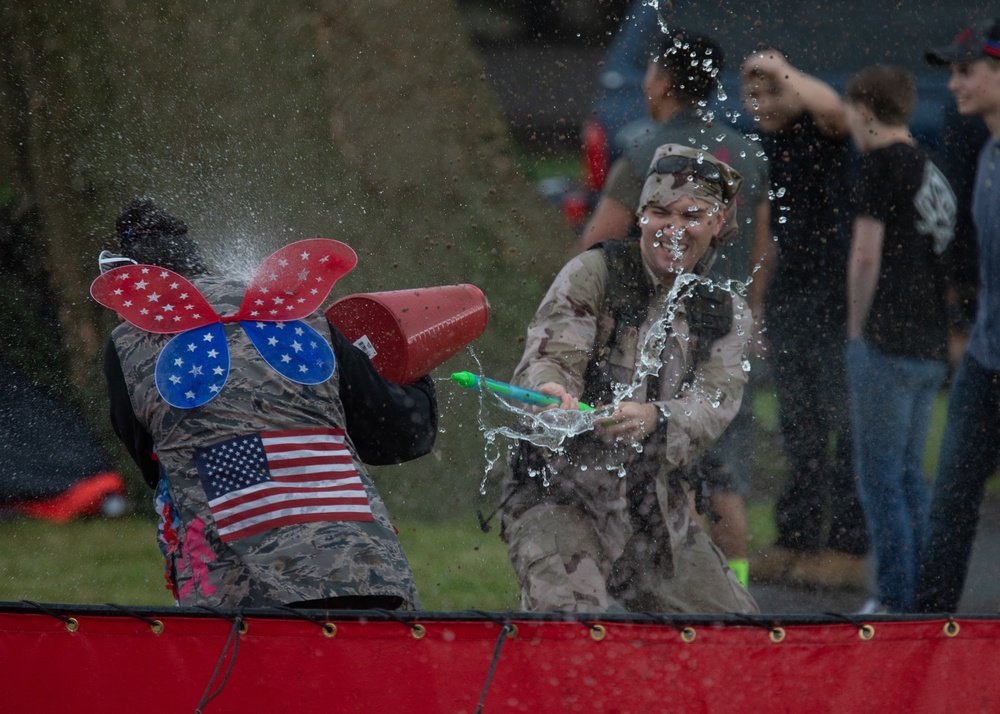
[451,371,595,411]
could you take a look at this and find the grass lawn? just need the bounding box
[0,516,519,610]
[3,384,993,611]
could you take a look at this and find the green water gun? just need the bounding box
[450,371,595,411]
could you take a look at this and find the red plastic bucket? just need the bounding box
[325,284,489,384]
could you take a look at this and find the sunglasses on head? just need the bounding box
[647,155,723,187]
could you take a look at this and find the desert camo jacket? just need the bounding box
[109,276,424,609]
[500,249,752,563]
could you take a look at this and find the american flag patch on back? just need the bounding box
[193,427,373,542]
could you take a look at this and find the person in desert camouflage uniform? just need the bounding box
[499,145,758,614]
[102,198,437,610]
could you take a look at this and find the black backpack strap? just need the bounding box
[682,281,734,368]
[581,238,653,405]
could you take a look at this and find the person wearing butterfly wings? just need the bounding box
[94,198,438,610]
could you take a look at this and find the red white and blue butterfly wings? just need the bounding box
[90,238,357,409]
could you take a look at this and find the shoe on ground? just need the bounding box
[857,598,889,615]
[748,545,803,583]
[787,549,868,591]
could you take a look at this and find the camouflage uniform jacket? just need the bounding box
[106,275,435,609]
[500,246,751,565]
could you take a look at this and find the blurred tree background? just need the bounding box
[0,0,583,520]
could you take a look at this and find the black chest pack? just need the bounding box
[581,238,733,406]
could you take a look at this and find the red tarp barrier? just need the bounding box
[1,604,997,713]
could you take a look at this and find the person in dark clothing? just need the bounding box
[740,49,870,590]
[843,65,957,613]
[97,197,438,610]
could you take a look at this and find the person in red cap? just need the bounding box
[914,19,1000,613]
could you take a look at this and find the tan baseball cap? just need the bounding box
[638,143,743,241]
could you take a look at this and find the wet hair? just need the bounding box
[651,30,725,103]
[115,197,207,276]
[844,65,916,126]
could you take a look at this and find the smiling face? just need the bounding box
[638,196,722,285]
[948,58,1000,120]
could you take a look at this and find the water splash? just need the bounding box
[461,270,750,493]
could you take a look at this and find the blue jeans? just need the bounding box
[846,340,947,611]
[913,352,1000,612]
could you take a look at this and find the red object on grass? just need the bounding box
[13,471,126,523]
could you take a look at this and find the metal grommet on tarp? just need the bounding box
[20,600,81,633]
[859,624,875,641]
[944,619,960,638]
[680,627,697,643]
[323,622,337,638]
[769,627,786,643]
[410,623,427,640]
[104,603,168,635]
[505,623,519,639]
[585,622,607,641]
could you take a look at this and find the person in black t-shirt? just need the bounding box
[740,49,870,590]
[842,65,957,613]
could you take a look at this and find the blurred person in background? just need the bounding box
[741,48,870,590]
[915,19,1000,613]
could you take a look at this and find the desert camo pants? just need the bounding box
[506,502,758,614]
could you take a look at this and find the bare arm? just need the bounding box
[741,50,848,137]
[579,196,635,252]
[846,215,884,340]
[748,199,775,326]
